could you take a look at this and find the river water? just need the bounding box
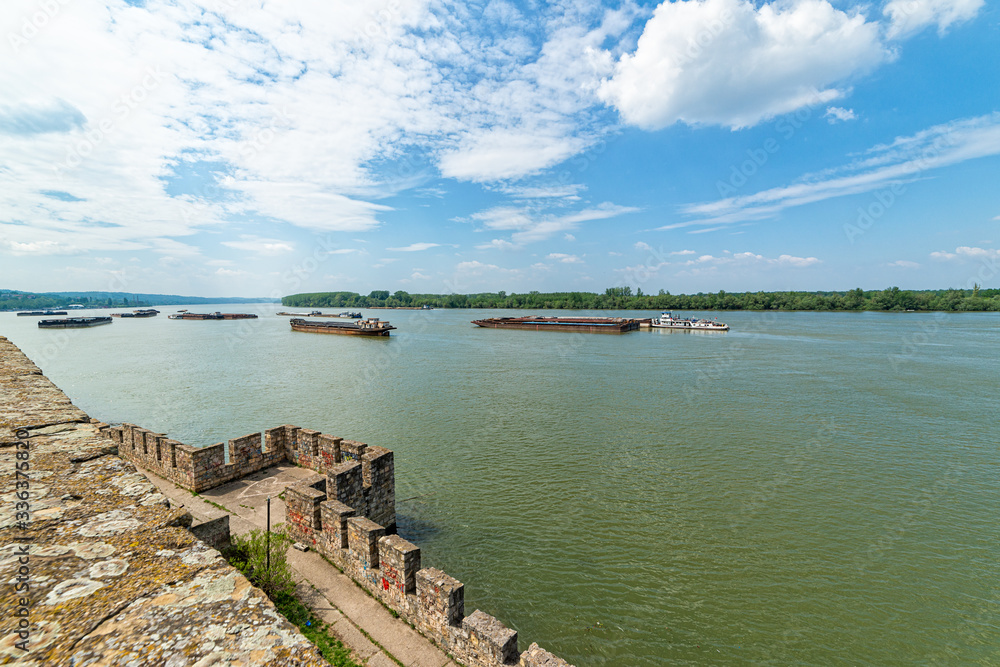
[2,306,998,665]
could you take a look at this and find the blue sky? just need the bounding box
[1,0,997,298]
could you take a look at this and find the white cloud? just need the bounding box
[930,246,1000,261]
[326,248,363,255]
[824,107,857,123]
[469,202,638,245]
[673,113,1000,228]
[635,241,653,251]
[215,267,249,277]
[409,271,430,280]
[476,239,519,251]
[885,0,984,38]
[599,0,890,129]
[222,235,295,255]
[387,242,441,252]
[438,129,588,183]
[563,233,576,241]
[547,253,584,264]
[887,260,920,268]
[671,249,696,255]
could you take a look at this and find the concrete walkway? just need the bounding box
[137,464,458,667]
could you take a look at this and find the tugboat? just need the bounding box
[649,312,729,331]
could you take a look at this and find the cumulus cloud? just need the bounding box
[635,241,653,251]
[887,259,920,268]
[885,0,985,38]
[599,0,890,129]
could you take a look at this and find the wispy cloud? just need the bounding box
[222,235,295,255]
[671,113,1000,230]
[930,246,1000,261]
[547,253,584,264]
[387,242,441,252]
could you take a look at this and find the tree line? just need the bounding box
[283,286,1000,312]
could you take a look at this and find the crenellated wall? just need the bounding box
[102,421,568,666]
[283,481,572,667]
[103,424,394,530]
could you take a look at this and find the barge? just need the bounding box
[17,310,67,316]
[168,312,258,320]
[471,316,642,334]
[276,310,362,319]
[290,317,395,336]
[38,317,112,329]
[111,309,159,318]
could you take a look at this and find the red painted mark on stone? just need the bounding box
[382,577,389,591]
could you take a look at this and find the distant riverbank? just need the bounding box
[285,286,1000,312]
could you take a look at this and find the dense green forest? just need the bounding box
[284,286,1000,312]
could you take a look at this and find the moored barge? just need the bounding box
[111,309,160,318]
[17,310,67,316]
[168,312,258,320]
[471,316,642,334]
[38,317,112,329]
[276,310,362,318]
[290,317,395,336]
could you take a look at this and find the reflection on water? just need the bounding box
[3,306,998,665]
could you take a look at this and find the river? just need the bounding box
[2,306,997,665]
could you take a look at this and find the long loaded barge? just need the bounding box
[471,316,642,334]
[290,317,395,336]
[38,317,112,329]
[168,312,258,320]
[111,309,160,318]
[276,310,362,318]
[17,310,67,316]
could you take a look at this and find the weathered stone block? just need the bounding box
[520,643,575,667]
[347,517,384,569]
[463,610,518,664]
[320,499,355,549]
[417,567,464,628]
[379,534,420,599]
[328,460,365,512]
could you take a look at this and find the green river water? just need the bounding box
[2,306,998,665]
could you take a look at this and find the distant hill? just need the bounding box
[0,289,278,311]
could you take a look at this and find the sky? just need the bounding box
[1,0,998,298]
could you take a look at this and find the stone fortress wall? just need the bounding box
[101,422,572,667]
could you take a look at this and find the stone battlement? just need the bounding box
[99,423,570,665]
[102,423,396,530]
[284,481,572,667]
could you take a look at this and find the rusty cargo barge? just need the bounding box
[168,312,258,320]
[472,316,642,334]
[290,317,395,336]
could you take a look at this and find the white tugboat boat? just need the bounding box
[650,312,729,331]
